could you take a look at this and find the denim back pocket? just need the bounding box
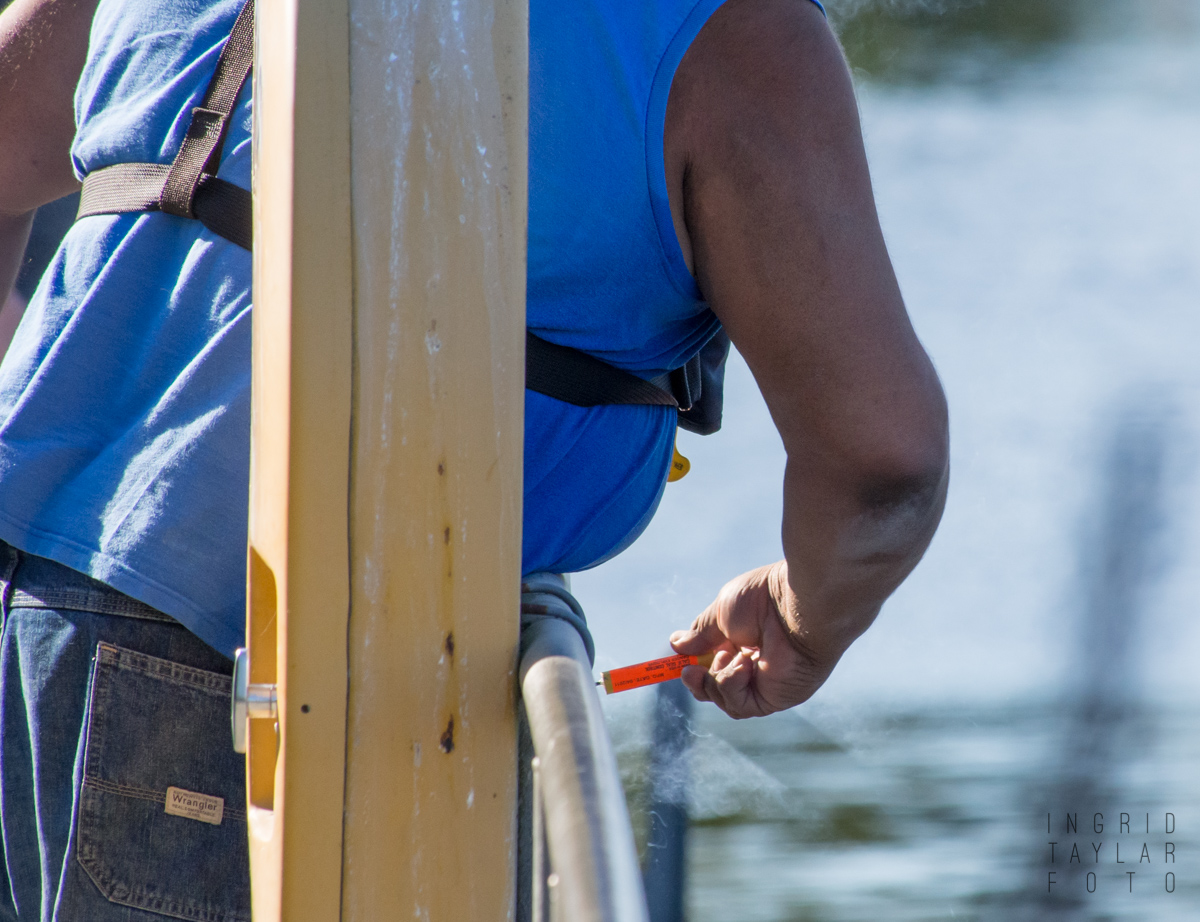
[71,643,250,922]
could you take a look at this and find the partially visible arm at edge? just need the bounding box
[0,210,33,308]
[667,0,949,667]
[0,0,97,214]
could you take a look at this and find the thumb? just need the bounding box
[670,605,729,655]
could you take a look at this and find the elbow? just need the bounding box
[779,354,950,565]
[831,461,947,573]
[849,411,949,565]
[859,418,948,518]
[857,456,947,537]
[833,383,950,563]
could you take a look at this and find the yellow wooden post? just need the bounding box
[247,0,353,917]
[339,0,527,917]
[248,0,526,917]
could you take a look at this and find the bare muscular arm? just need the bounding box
[666,0,949,717]
[0,0,96,302]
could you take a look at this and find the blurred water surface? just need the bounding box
[610,697,1200,920]
[578,0,1200,917]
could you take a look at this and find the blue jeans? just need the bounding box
[0,542,251,921]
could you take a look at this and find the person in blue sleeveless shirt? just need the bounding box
[0,0,947,917]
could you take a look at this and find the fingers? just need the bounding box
[680,663,710,702]
[712,650,755,715]
[682,651,764,719]
[680,649,742,699]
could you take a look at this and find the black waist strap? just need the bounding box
[78,164,253,251]
[526,332,678,408]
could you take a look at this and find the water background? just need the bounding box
[576,1,1200,917]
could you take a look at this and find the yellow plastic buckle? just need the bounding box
[668,444,690,482]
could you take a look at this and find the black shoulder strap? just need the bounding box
[76,0,255,250]
[159,0,255,218]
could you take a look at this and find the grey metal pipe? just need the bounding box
[531,756,552,922]
[520,614,650,922]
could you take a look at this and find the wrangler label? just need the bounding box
[164,786,224,825]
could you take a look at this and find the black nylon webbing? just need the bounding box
[76,0,255,250]
[77,164,171,216]
[160,0,255,218]
[526,332,678,408]
[195,0,256,129]
[77,165,253,252]
[190,175,252,251]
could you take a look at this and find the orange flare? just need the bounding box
[600,652,716,695]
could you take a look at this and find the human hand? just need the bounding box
[669,560,843,719]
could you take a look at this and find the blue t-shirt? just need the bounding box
[0,0,254,655]
[0,0,820,657]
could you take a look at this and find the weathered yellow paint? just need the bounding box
[247,0,353,917]
[246,548,277,811]
[339,0,527,917]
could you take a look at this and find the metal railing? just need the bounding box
[518,601,650,922]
